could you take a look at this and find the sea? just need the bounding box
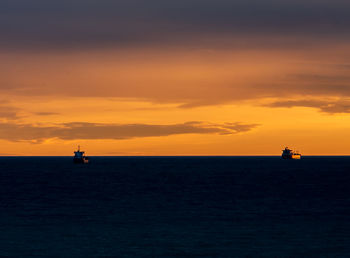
[0,156,350,257]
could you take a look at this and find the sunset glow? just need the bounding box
[1,0,350,155]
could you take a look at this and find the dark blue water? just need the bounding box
[0,157,350,257]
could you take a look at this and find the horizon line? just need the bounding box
[1,155,350,157]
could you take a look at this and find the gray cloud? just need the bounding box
[34,112,60,116]
[0,121,259,143]
[1,0,350,50]
[266,99,350,114]
[0,105,20,120]
[0,106,59,120]
[1,1,350,109]
[272,73,350,98]
[176,71,350,108]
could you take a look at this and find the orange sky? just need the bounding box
[1,45,350,156]
[1,1,350,155]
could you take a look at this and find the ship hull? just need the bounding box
[73,157,89,164]
[282,155,301,160]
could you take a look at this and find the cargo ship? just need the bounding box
[282,147,301,159]
[73,146,90,164]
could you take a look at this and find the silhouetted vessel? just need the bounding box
[282,147,301,159]
[73,146,90,164]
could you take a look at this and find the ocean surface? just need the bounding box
[0,157,350,257]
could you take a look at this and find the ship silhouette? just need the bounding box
[73,145,90,164]
[282,147,301,159]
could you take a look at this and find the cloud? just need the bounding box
[1,50,350,109]
[0,106,59,120]
[266,99,350,114]
[222,122,261,132]
[34,112,60,116]
[0,121,259,143]
[1,0,350,110]
[1,0,350,50]
[0,105,20,120]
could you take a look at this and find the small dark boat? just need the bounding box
[73,145,90,164]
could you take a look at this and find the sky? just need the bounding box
[1,0,350,155]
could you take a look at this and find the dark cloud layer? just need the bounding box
[1,0,350,50]
[1,1,350,110]
[0,121,259,143]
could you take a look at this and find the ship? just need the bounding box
[73,145,90,164]
[282,147,301,159]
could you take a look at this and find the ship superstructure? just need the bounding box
[73,145,90,164]
[282,147,301,159]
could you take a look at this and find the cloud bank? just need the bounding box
[0,121,259,143]
[1,0,350,111]
[266,99,350,114]
[1,0,350,50]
